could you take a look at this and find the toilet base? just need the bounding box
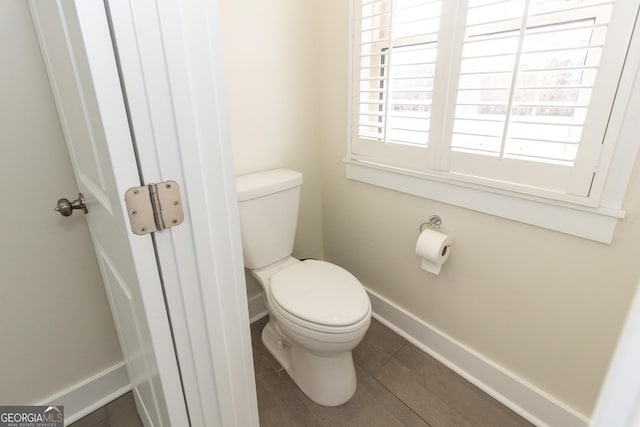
[261,320,357,406]
[261,318,291,370]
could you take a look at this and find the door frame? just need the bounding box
[103,1,258,426]
[590,276,640,426]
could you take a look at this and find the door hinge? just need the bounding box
[124,181,184,235]
[593,143,604,173]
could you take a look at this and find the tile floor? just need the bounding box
[252,316,534,427]
[72,316,534,426]
[69,391,142,427]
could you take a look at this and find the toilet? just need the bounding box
[236,168,371,406]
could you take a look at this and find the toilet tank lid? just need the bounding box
[236,169,303,202]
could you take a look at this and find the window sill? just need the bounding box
[344,158,625,244]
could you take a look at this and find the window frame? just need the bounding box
[346,0,640,243]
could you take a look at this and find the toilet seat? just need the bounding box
[270,260,370,332]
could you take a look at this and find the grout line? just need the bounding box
[352,338,433,427]
[369,372,434,427]
[372,339,409,381]
[390,340,409,358]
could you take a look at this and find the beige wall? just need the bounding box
[220,0,325,296]
[319,0,640,418]
[0,1,122,403]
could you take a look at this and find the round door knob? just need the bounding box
[54,193,88,216]
[55,198,73,216]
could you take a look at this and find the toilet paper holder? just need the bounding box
[419,215,442,232]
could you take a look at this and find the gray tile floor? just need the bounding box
[69,391,142,427]
[72,317,533,426]
[252,316,534,427]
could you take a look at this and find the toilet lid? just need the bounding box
[270,260,370,327]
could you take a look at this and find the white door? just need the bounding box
[29,1,189,426]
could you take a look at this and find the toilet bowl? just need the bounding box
[236,169,372,406]
[253,257,371,406]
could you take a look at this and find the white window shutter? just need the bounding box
[568,0,640,196]
[350,0,640,201]
[447,0,637,197]
[352,0,443,169]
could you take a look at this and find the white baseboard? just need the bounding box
[366,288,589,427]
[37,361,130,426]
[247,287,588,426]
[248,292,268,323]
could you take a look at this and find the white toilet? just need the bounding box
[236,168,371,406]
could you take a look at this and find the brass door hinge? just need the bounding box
[124,181,184,235]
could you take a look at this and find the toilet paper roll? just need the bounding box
[415,228,452,275]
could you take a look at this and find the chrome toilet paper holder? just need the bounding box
[419,215,442,232]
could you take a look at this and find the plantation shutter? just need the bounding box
[351,0,639,199]
[444,0,636,197]
[352,0,443,169]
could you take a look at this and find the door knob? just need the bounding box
[54,193,88,216]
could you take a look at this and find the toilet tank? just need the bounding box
[236,169,303,269]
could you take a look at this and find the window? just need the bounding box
[350,0,640,203]
[347,0,640,242]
